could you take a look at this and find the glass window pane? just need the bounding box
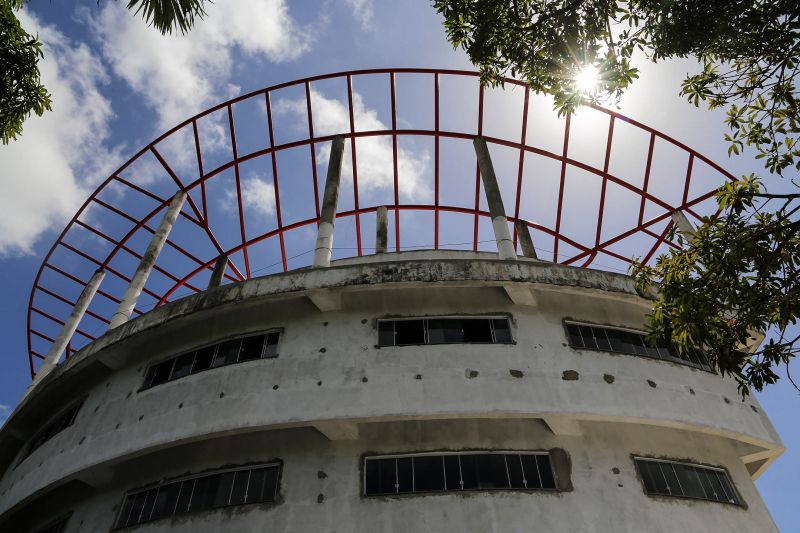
[413,456,445,492]
[578,326,599,349]
[660,463,681,496]
[175,479,194,515]
[229,470,249,505]
[116,495,135,528]
[427,318,461,344]
[566,324,583,348]
[365,459,381,495]
[592,327,611,350]
[239,335,265,362]
[506,454,526,489]
[213,471,235,507]
[170,353,195,380]
[213,339,241,367]
[475,454,509,489]
[394,320,426,345]
[535,455,556,489]
[697,467,718,501]
[397,457,414,493]
[191,474,221,511]
[715,470,739,504]
[369,458,397,495]
[463,319,493,343]
[520,454,542,489]
[150,360,174,387]
[638,461,658,493]
[248,466,279,503]
[443,455,462,491]
[492,319,512,343]
[674,464,705,499]
[264,332,280,357]
[378,321,395,346]
[150,482,180,521]
[128,491,148,525]
[192,346,215,372]
[459,454,479,490]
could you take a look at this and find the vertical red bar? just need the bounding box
[192,120,208,224]
[513,87,530,249]
[227,104,251,278]
[434,73,440,250]
[305,81,321,219]
[554,112,571,262]
[473,83,484,251]
[265,92,288,272]
[595,116,615,250]
[346,75,363,256]
[390,72,400,252]
[638,132,656,225]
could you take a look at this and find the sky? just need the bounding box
[0,1,796,529]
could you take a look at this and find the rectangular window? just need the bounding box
[114,463,281,529]
[140,331,281,391]
[363,452,556,496]
[25,400,84,460]
[634,458,741,505]
[565,321,712,371]
[378,317,513,347]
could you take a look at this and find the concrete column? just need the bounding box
[109,190,187,329]
[28,269,106,390]
[313,135,345,268]
[207,254,228,289]
[515,220,538,259]
[474,137,516,260]
[671,210,696,238]
[375,206,388,254]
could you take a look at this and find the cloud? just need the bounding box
[273,90,431,201]
[0,11,120,257]
[87,0,312,129]
[345,0,374,28]
[224,176,276,218]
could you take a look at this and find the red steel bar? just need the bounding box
[305,81,321,219]
[265,92,288,272]
[472,83,484,251]
[434,72,440,250]
[553,113,571,261]
[346,75,363,256]
[390,72,400,251]
[228,104,251,278]
[513,87,530,249]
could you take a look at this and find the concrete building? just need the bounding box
[0,69,784,532]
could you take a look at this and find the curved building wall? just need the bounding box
[0,252,783,532]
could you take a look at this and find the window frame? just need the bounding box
[377,315,514,347]
[139,329,282,392]
[21,398,85,464]
[362,450,557,497]
[113,461,282,529]
[633,457,743,506]
[563,320,714,372]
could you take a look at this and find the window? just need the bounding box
[634,458,741,505]
[364,452,556,496]
[114,463,280,529]
[565,321,712,371]
[378,317,512,347]
[34,514,70,533]
[141,331,280,390]
[25,400,83,459]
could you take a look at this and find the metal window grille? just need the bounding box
[140,331,281,391]
[364,451,556,496]
[634,458,741,505]
[24,400,84,460]
[114,463,281,529]
[565,321,712,371]
[377,317,513,347]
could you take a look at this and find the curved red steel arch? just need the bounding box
[25,68,736,379]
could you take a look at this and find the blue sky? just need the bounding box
[0,1,796,529]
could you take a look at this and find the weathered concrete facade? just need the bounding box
[0,251,784,532]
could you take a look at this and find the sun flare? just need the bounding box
[574,64,600,94]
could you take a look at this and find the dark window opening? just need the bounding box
[115,463,281,529]
[378,317,513,347]
[635,458,741,505]
[141,331,281,391]
[25,401,84,460]
[565,322,712,371]
[364,452,556,496]
[34,514,71,533]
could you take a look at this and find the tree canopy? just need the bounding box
[436,0,800,395]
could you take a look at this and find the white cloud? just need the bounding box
[225,176,276,218]
[0,12,120,256]
[273,90,430,201]
[88,0,312,129]
[346,0,374,28]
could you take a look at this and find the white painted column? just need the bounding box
[207,254,228,289]
[515,220,538,259]
[375,206,388,254]
[27,269,106,391]
[313,135,345,268]
[474,136,516,260]
[109,190,187,329]
[671,210,696,238]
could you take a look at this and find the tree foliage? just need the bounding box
[436,0,800,394]
[125,0,210,35]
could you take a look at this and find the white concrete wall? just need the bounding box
[0,253,783,530]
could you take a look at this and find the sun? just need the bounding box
[574,64,600,94]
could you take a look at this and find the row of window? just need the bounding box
[141,331,280,390]
[377,317,513,346]
[108,452,740,530]
[25,401,83,459]
[115,463,280,529]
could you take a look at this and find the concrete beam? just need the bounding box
[542,415,582,436]
[375,206,388,254]
[313,135,346,268]
[109,191,187,329]
[515,220,538,259]
[28,269,106,391]
[307,289,342,312]
[474,137,516,260]
[671,210,696,239]
[503,285,537,306]
[207,254,228,290]
[313,420,359,440]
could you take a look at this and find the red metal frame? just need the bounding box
[25,68,736,379]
